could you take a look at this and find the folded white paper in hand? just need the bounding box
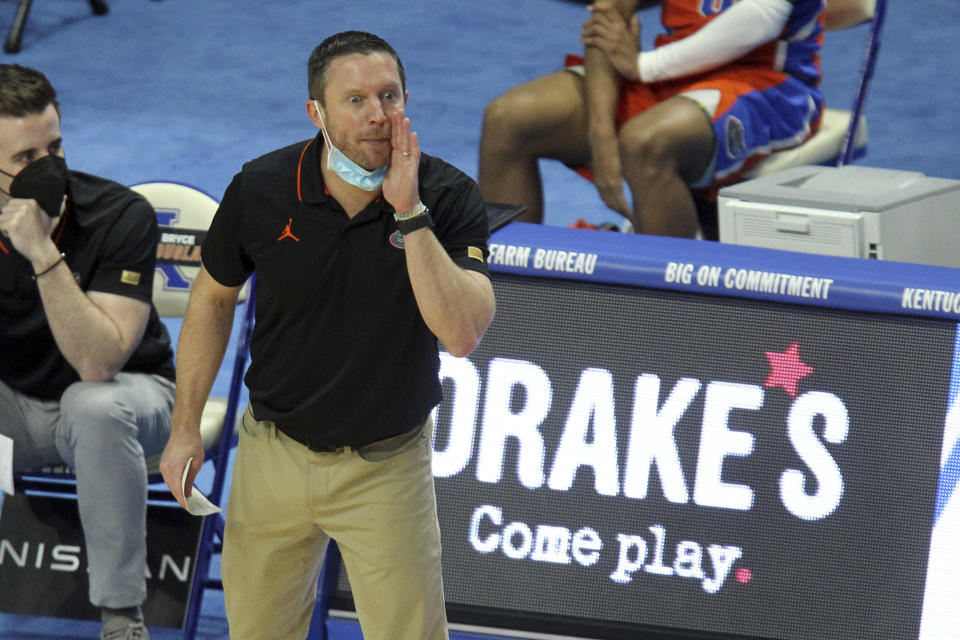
[181,456,222,516]
[1,434,14,496]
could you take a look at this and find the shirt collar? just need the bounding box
[296,133,327,204]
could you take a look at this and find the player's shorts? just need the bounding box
[564,54,824,193]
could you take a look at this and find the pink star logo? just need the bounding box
[763,342,813,397]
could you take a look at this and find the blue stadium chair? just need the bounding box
[12,181,254,639]
[134,180,255,639]
[3,0,109,53]
[696,0,887,239]
[741,0,888,177]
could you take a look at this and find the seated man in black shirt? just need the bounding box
[0,64,175,640]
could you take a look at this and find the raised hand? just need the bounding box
[382,110,421,215]
[0,196,61,268]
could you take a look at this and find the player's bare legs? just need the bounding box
[617,96,715,237]
[479,71,592,224]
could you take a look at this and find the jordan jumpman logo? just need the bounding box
[278,218,300,242]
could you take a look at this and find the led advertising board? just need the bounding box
[335,227,960,640]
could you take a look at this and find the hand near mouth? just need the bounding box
[382,111,421,214]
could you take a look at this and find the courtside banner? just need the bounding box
[487,222,960,321]
[0,495,203,628]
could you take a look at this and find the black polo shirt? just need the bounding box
[0,171,175,400]
[202,134,490,448]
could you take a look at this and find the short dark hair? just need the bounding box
[0,64,59,118]
[307,30,405,105]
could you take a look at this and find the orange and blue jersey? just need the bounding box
[658,0,824,86]
[567,0,826,190]
[657,0,826,186]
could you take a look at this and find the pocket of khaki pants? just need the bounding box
[357,421,429,463]
[239,406,267,440]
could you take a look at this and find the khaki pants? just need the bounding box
[222,406,448,640]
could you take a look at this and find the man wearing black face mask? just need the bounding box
[0,64,175,640]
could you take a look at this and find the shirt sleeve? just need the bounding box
[640,0,793,83]
[202,173,254,287]
[429,175,491,278]
[86,195,157,303]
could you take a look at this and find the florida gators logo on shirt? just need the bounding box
[389,230,405,249]
[725,115,747,159]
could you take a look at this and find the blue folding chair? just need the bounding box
[695,0,887,239]
[132,180,254,639]
[741,0,888,177]
[3,0,109,53]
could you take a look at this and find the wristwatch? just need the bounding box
[394,201,434,236]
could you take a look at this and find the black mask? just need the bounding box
[0,155,69,217]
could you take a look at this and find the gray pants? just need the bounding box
[0,373,174,608]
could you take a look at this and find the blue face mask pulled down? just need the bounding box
[314,101,387,192]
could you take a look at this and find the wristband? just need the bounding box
[33,252,66,280]
[396,210,434,236]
